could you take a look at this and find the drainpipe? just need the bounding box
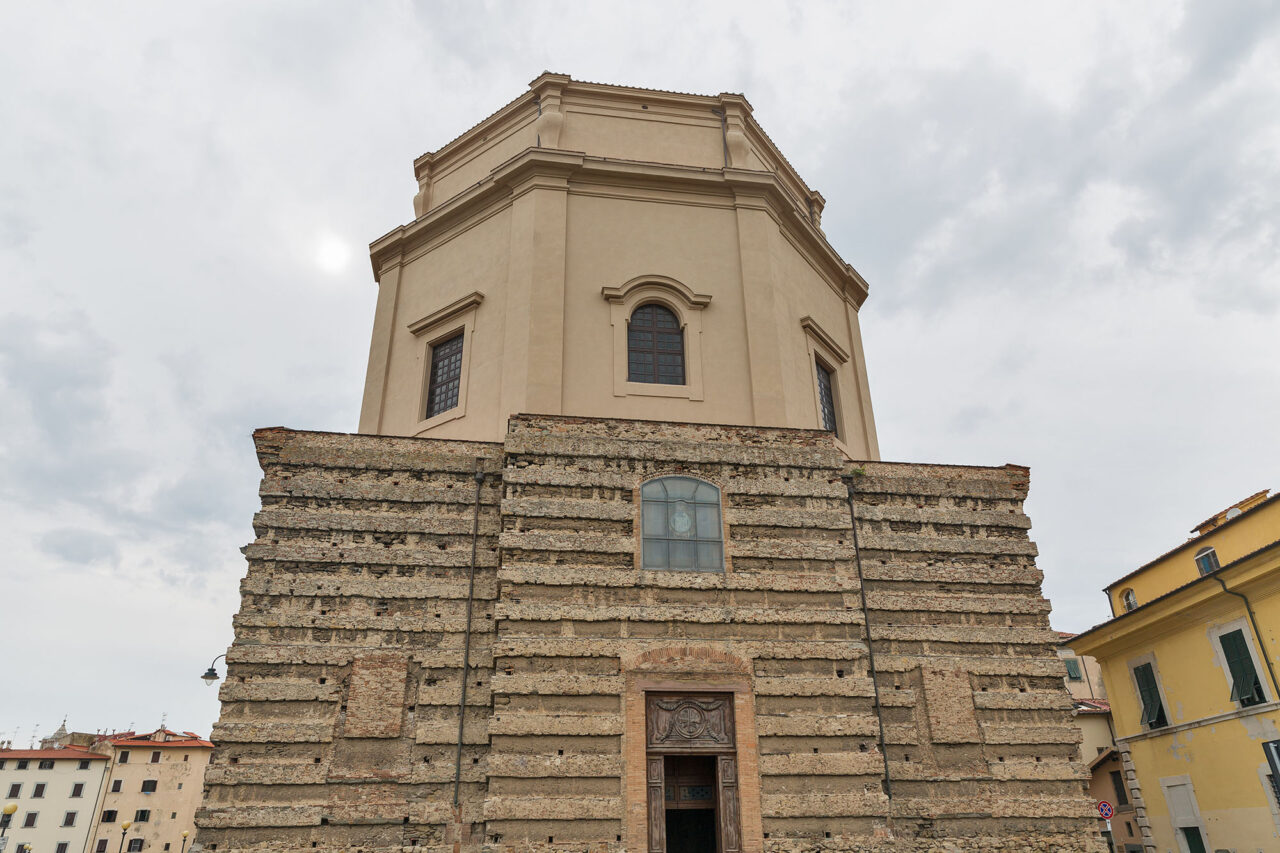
[453,462,487,807]
[711,108,729,167]
[842,472,894,824]
[1212,574,1279,699]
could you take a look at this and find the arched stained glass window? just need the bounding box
[641,476,723,571]
[628,304,685,385]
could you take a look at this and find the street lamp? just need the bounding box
[201,654,227,686]
[1,801,18,839]
[118,820,133,853]
[180,830,190,853]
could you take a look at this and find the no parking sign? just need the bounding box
[1098,801,1114,819]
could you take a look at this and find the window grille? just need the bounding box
[627,304,684,385]
[816,360,838,435]
[425,332,464,418]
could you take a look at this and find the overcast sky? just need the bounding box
[2,0,1277,745]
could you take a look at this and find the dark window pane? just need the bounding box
[816,360,838,435]
[627,304,684,385]
[425,332,465,418]
[1109,770,1129,806]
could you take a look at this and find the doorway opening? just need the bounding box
[664,755,717,853]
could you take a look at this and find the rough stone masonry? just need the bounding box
[196,414,1104,852]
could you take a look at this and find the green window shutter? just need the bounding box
[1064,658,1083,680]
[1133,663,1168,728]
[1221,629,1265,706]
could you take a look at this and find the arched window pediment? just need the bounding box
[604,276,709,401]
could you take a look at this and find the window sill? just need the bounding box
[619,381,699,400]
[414,405,465,434]
[1117,698,1280,743]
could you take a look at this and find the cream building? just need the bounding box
[360,72,878,458]
[0,746,109,853]
[86,730,212,853]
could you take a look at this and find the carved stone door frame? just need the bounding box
[645,692,742,853]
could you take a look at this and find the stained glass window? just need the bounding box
[640,477,723,571]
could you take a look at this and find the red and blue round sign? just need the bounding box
[1098,801,1114,819]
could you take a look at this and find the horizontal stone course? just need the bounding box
[198,418,1100,853]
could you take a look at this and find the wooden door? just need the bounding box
[717,755,741,853]
[647,756,666,853]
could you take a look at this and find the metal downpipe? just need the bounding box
[453,461,487,808]
[843,472,894,823]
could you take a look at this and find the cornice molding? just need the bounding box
[407,291,485,336]
[800,316,850,364]
[601,276,712,309]
[370,148,870,307]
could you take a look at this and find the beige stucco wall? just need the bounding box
[0,752,108,853]
[361,75,878,459]
[88,744,211,853]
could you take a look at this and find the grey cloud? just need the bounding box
[38,527,121,565]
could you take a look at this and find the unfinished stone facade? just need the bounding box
[197,415,1103,852]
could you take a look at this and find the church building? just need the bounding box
[195,74,1103,853]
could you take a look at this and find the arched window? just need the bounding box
[1121,589,1138,612]
[1194,546,1220,576]
[640,476,723,571]
[628,304,685,385]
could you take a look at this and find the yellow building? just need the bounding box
[1070,490,1280,853]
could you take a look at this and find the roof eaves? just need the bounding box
[1104,492,1280,592]
[1073,537,1280,645]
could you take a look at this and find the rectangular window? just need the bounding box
[815,359,839,436]
[1221,628,1266,706]
[101,810,117,823]
[183,755,188,762]
[150,751,161,764]
[1195,549,1220,575]
[16,760,28,770]
[141,780,158,793]
[1133,662,1168,729]
[23,813,37,828]
[33,783,45,798]
[57,844,69,853]
[7,783,20,798]
[38,760,54,770]
[97,840,109,853]
[71,783,84,798]
[176,784,183,790]
[165,845,171,851]
[1064,658,1083,680]
[424,332,464,418]
[134,809,150,822]
[1110,770,1129,806]
[170,812,176,819]
[78,760,90,770]
[62,812,76,827]
[118,751,129,764]
[111,780,122,793]
[128,840,143,853]
[0,760,5,769]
